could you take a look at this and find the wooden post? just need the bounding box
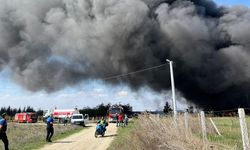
[200,111,207,145]
[209,118,221,136]
[198,113,201,127]
[184,112,189,138]
[238,108,250,150]
[157,114,160,118]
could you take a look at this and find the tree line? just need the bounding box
[0,103,133,118]
[79,103,133,117]
[0,102,183,118]
[0,106,44,117]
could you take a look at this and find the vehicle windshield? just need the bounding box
[109,108,122,114]
[84,114,88,119]
[72,115,83,119]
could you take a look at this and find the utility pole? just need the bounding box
[166,59,177,119]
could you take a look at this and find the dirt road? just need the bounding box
[40,123,117,150]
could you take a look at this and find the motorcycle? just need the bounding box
[94,123,108,138]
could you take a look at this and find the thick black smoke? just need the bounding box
[0,0,250,110]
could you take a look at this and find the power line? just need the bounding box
[203,107,250,113]
[102,63,168,81]
[203,108,238,113]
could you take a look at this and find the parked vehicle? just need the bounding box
[108,105,124,123]
[71,114,89,126]
[14,113,38,123]
[43,108,79,123]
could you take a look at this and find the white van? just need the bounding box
[71,114,89,126]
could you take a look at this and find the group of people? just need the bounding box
[115,113,128,127]
[96,113,129,135]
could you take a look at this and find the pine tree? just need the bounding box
[163,101,172,114]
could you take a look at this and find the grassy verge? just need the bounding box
[108,115,204,150]
[108,115,250,150]
[206,117,250,149]
[108,119,137,150]
[109,115,235,150]
[0,123,85,150]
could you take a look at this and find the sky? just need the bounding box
[0,66,182,111]
[214,0,250,7]
[0,0,249,111]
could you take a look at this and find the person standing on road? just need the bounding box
[118,113,123,127]
[123,114,128,127]
[115,113,118,127]
[46,115,54,142]
[0,113,9,150]
[63,115,68,126]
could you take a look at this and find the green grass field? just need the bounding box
[108,119,137,150]
[207,117,250,149]
[0,122,85,150]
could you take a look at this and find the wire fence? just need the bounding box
[172,108,250,150]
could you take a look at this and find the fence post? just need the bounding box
[238,108,250,150]
[157,114,160,118]
[200,111,207,145]
[198,113,201,126]
[184,112,189,138]
[209,118,221,136]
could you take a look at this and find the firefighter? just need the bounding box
[0,113,9,150]
[46,114,54,142]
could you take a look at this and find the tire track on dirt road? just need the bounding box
[40,123,117,150]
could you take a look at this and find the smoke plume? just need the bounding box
[0,0,250,110]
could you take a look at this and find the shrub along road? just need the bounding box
[40,123,117,150]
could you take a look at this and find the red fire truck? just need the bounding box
[108,105,124,123]
[14,113,38,123]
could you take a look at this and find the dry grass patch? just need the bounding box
[128,114,204,150]
[110,114,233,150]
[0,122,83,150]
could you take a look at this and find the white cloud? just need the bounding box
[117,90,129,97]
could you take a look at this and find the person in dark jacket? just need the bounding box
[0,113,9,150]
[46,115,54,142]
[115,113,118,127]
